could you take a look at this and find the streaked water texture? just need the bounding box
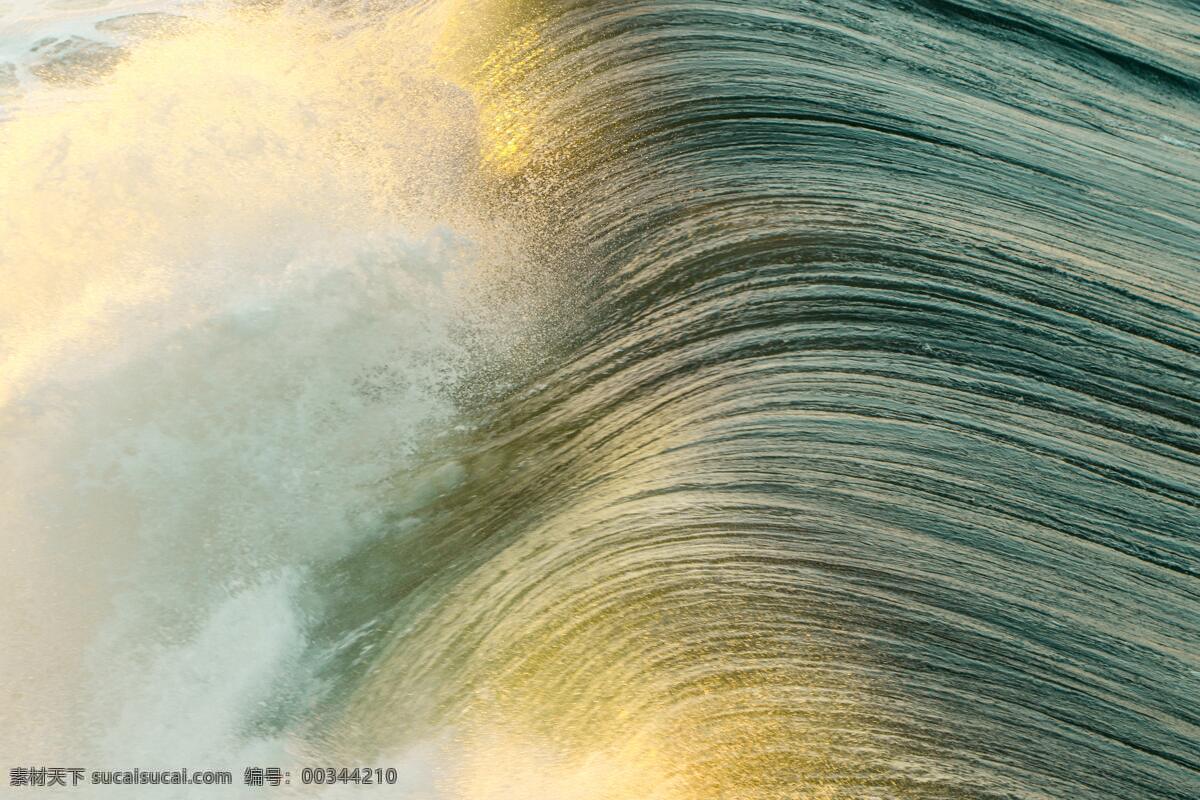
[1,1,1197,799]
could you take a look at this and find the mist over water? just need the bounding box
[2,1,1199,799]
[0,2,531,787]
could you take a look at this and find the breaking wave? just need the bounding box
[2,1,1198,798]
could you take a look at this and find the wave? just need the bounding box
[2,1,1198,798]
[320,2,1200,798]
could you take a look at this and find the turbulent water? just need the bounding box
[1,1,1198,798]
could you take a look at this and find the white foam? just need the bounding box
[0,2,515,781]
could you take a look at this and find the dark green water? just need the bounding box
[305,2,1200,798]
[1,1,1196,797]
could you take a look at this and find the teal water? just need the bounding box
[320,3,1200,797]
[1,1,1197,798]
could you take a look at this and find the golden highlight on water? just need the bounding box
[2,1,1197,798]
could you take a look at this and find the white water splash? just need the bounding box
[0,3,516,788]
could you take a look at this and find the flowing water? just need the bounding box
[1,1,1198,798]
